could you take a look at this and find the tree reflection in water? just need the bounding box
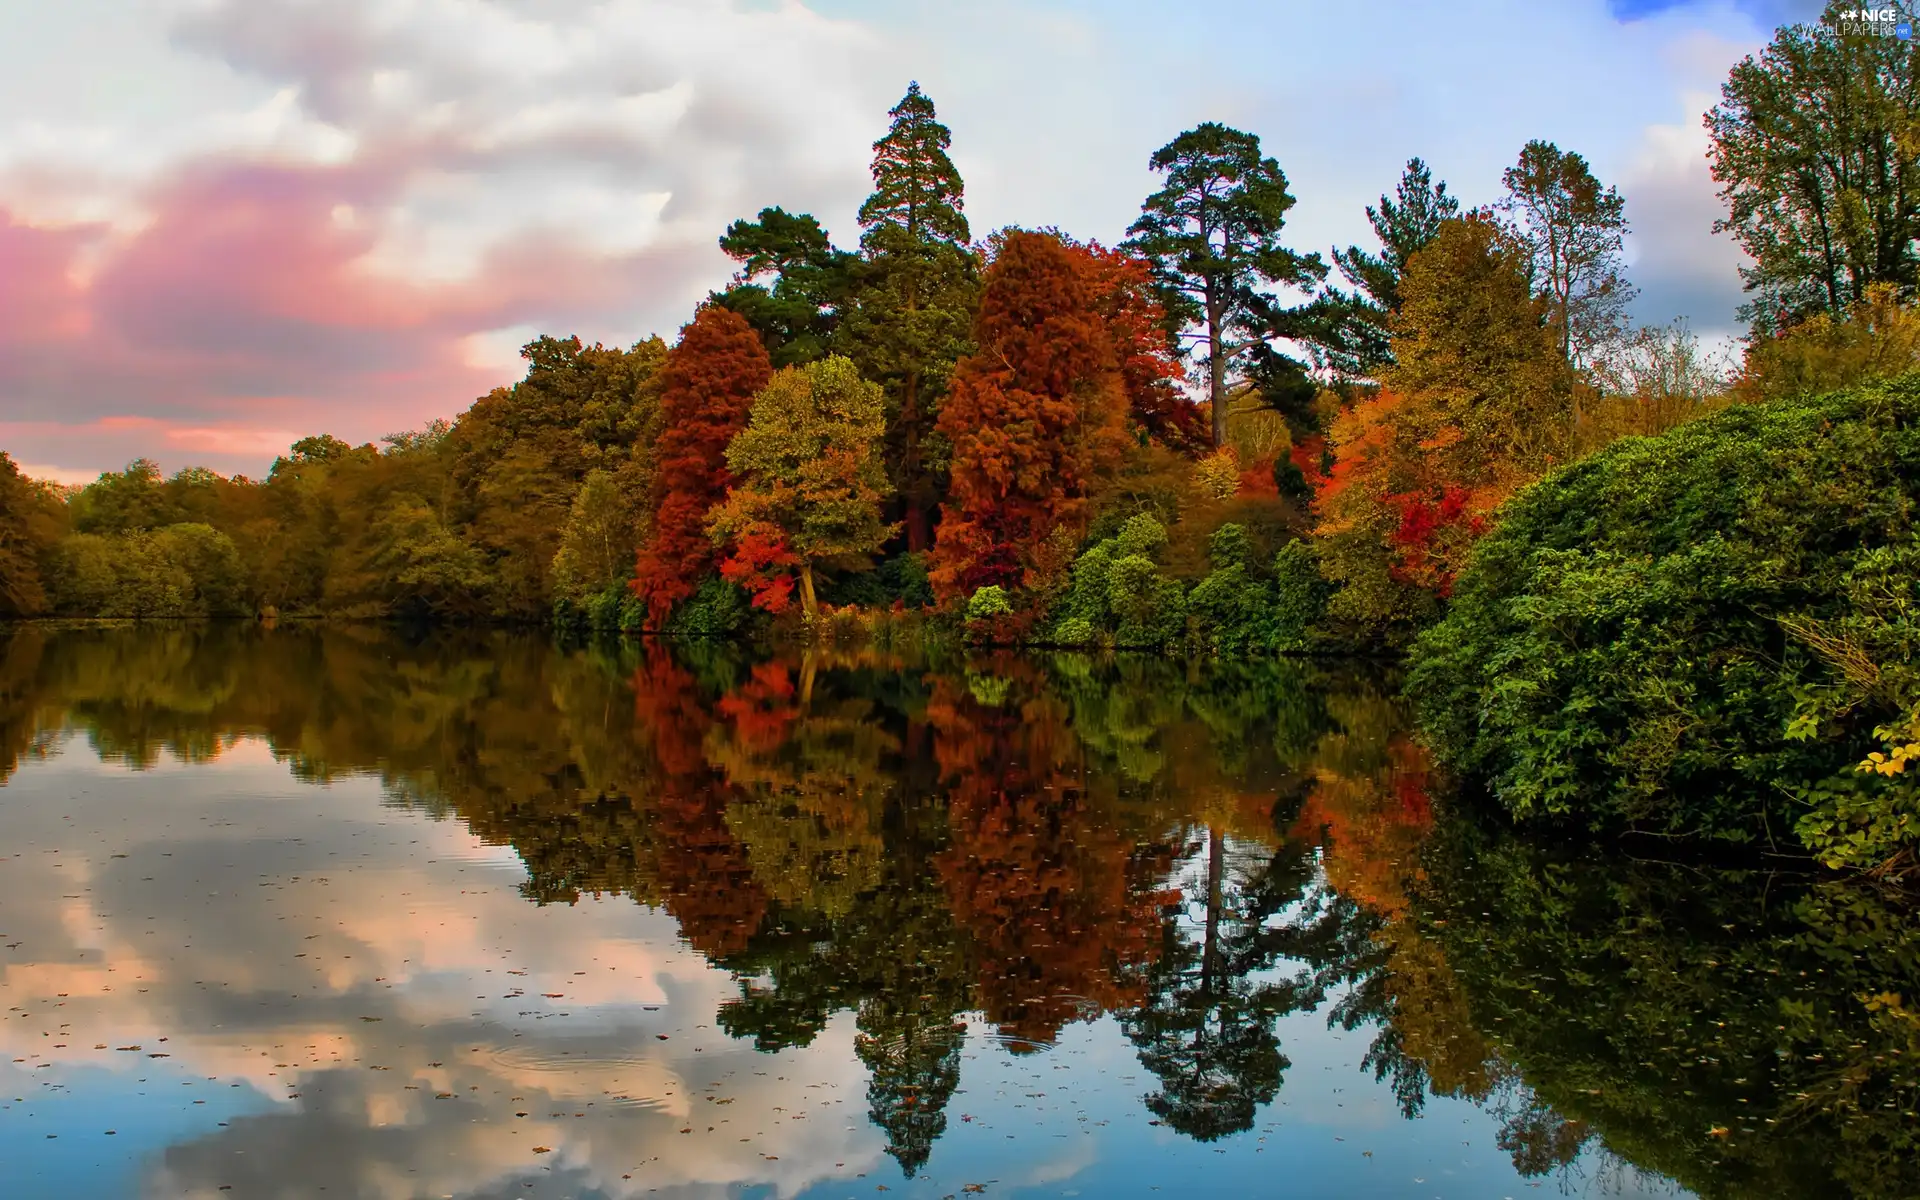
[1,623,1915,1197]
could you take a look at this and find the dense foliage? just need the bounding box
[1410,377,1919,866]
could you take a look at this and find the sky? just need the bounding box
[0,0,1821,483]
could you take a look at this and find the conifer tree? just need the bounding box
[1126,123,1324,449]
[1315,158,1460,379]
[838,82,980,551]
[713,207,858,367]
[631,305,773,627]
[929,230,1131,603]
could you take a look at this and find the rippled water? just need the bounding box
[0,626,1913,1198]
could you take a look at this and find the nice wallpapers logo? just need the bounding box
[1835,6,1914,37]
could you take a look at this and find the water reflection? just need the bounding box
[0,625,1912,1197]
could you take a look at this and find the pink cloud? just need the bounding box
[0,156,719,478]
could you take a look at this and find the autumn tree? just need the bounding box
[706,356,896,618]
[1082,242,1204,450]
[1315,214,1570,640]
[1707,5,1920,330]
[838,82,980,550]
[1126,123,1325,449]
[0,454,63,617]
[1316,157,1460,379]
[929,230,1133,604]
[549,468,629,602]
[632,305,774,627]
[713,207,859,367]
[1499,140,1634,368]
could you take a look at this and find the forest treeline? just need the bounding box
[0,4,1916,871]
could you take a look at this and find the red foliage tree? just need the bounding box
[929,231,1133,603]
[631,646,769,956]
[1080,243,1203,452]
[926,670,1171,1047]
[631,304,773,627]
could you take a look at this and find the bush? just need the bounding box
[665,578,754,637]
[1268,541,1330,653]
[1409,377,1920,861]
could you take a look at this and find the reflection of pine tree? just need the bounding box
[1121,832,1317,1141]
[857,997,966,1178]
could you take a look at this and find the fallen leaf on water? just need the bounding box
[531,1146,552,1154]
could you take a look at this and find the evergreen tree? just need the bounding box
[1314,158,1460,379]
[838,82,980,551]
[1125,123,1325,449]
[713,207,858,367]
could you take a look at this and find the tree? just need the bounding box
[0,454,63,617]
[1707,5,1920,331]
[1082,242,1204,450]
[1126,123,1325,449]
[1499,140,1634,368]
[549,469,630,602]
[713,207,858,367]
[706,356,896,619]
[1315,215,1570,641]
[1317,157,1460,379]
[929,230,1133,603]
[838,82,980,551]
[632,305,774,628]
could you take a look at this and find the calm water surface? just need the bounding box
[1,627,1914,1199]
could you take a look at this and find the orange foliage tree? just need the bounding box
[1081,243,1204,451]
[631,304,774,627]
[1314,214,1570,635]
[927,668,1170,1046]
[929,231,1136,603]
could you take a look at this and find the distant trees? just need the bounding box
[1126,123,1325,449]
[1707,7,1920,330]
[0,454,64,617]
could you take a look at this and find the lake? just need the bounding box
[1,626,1913,1199]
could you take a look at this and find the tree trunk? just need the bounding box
[1201,823,1224,995]
[799,560,818,621]
[902,371,927,552]
[1207,291,1227,450]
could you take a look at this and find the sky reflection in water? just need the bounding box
[0,626,1903,1198]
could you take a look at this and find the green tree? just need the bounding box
[1126,123,1325,449]
[714,207,859,367]
[838,82,979,551]
[1499,140,1634,369]
[707,356,896,619]
[1317,157,1460,379]
[549,469,631,603]
[1706,4,1920,330]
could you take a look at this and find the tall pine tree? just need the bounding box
[838,82,980,551]
[1125,123,1324,450]
[1314,158,1460,379]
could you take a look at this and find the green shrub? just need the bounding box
[665,578,754,637]
[1409,377,1920,860]
[1269,541,1330,653]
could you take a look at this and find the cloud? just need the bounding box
[0,0,895,477]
